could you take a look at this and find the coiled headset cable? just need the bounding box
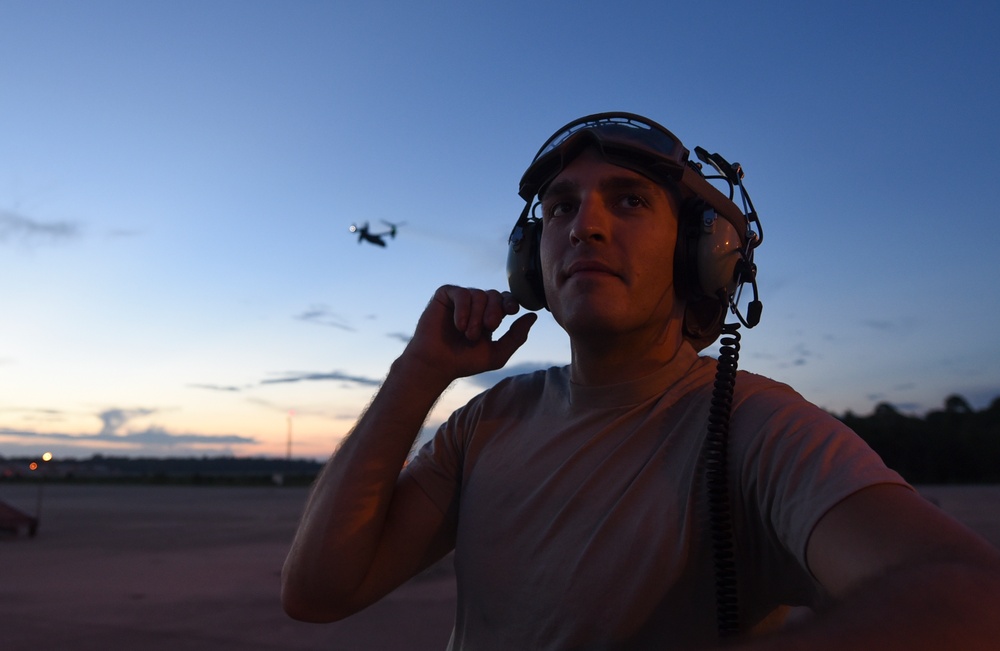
[686,145,765,640]
[704,321,742,638]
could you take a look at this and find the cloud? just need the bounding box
[0,209,80,244]
[0,406,256,453]
[98,407,156,437]
[465,361,562,389]
[190,366,386,394]
[0,406,71,424]
[0,427,253,447]
[861,319,896,331]
[260,370,382,387]
[860,317,917,334]
[294,305,356,331]
[779,342,818,368]
[386,332,411,343]
[105,228,143,239]
[188,383,250,393]
[97,426,253,446]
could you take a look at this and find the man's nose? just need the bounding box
[569,198,610,244]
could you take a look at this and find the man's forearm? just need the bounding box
[281,354,452,619]
[741,560,1000,651]
[281,285,534,622]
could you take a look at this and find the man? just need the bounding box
[282,113,1000,649]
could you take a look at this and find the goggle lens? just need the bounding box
[533,114,684,163]
[519,112,690,201]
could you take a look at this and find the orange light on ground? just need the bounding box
[29,462,38,471]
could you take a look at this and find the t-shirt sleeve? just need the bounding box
[405,400,476,518]
[731,377,912,572]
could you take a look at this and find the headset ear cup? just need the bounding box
[676,197,735,351]
[696,213,741,297]
[684,297,726,351]
[676,198,741,300]
[674,197,704,302]
[506,218,547,311]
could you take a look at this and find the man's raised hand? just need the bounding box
[400,285,537,388]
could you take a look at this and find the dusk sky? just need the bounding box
[2,1,999,461]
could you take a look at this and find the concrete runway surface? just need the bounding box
[1,483,997,650]
[0,484,456,651]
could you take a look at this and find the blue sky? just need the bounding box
[2,1,999,460]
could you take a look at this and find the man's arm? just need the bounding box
[281,286,535,622]
[741,484,1000,650]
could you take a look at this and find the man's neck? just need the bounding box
[568,322,690,386]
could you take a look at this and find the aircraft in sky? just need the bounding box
[349,221,404,247]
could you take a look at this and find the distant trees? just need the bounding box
[2,395,996,486]
[838,395,1000,483]
[0,455,325,485]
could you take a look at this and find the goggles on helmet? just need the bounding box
[517,112,751,243]
[519,113,686,200]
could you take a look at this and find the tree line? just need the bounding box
[3,394,997,486]
[837,395,1000,484]
[0,455,325,486]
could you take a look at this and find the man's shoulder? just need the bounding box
[730,370,831,426]
[466,364,570,410]
[734,370,803,403]
[483,364,569,391]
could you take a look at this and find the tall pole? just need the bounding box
[34,452,52,533]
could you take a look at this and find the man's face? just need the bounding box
[538,148,684,340]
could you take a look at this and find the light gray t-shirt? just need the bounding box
[407,345,909,649]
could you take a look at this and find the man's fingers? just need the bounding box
[436,285,470,333]
[500,291,521,315]
[463,290,490,340]
[433,285,532,349]
[491,312,537,365]
[439,286,511,341]
[481,290,511,335]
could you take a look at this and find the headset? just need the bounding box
[506,112,762,348]
[505,112,765,639]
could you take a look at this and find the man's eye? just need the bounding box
[548,202,574,218]
[620,194,648,209]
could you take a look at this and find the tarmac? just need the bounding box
[0,484,456,650]
[0,482,997,651]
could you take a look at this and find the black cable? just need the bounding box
[704,322,742,638]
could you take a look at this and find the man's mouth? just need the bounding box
[564,260,618,279]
